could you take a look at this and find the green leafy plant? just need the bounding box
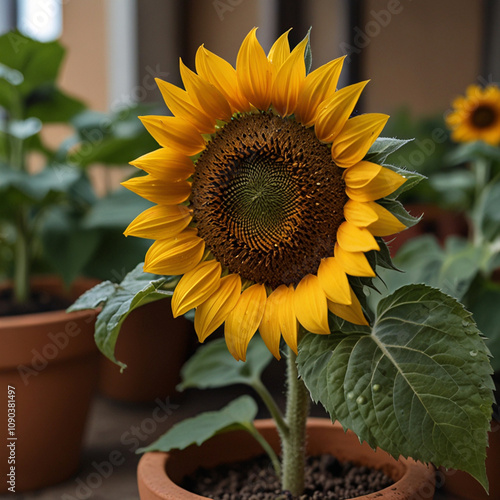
[0,31,156,305]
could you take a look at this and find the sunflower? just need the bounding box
[446,84,500,145]
[123,28,407,361]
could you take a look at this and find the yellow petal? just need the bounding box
[236,28,273,110]
[343,160,380,188]
[337,221,380,252]
[139,115,206,156]
[332,113,389,168]
[155,78,215,134]
[259,285,285,360]
[335,243,376,277]
[466,84,481,99]
[267,30,291,70]
[124,204,192,240]
[295,56,345,127]
[122,175,191,205]
[366,201,407,237]
[272,38,307,117]
[328,288,368,326]
[294,274,330,335]
[343,199,378,227]
[317,257,351,305]
[130,148,194,182]
[345,163,406,202]
[179,59,232,122]
[225,284,267,361]
[194,274,242,343]
[195,45,250,113]
[144,229,204,275]
[315,81,369,143]
[171,260,222,317]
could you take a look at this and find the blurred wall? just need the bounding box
[362,0,484,116]
[59,0,108,111]
[55,0,489,120]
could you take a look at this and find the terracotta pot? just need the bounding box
[0,276,99,493]
[137,418,435,499]
[98,298,193,402]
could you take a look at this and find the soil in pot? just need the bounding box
[0,287,73,316]
[182,453,394,499]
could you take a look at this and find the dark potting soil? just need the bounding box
[0,288,72,317]
[182,454,394,499]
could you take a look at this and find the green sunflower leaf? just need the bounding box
[378,198,421,229]
[178,336,273,391]
[365,137,412,164]
[137,395,258,453]
[384,164,426,199]
[68,263,177,369]
[298,284,494,490]
[302,27,313,75]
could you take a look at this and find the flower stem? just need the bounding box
[245,423,281,476]
[470,156,492,246]
[281,346,310,496]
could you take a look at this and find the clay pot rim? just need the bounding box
[137,418,435,500]
[0,275,100,327]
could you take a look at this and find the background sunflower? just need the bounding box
[446,84,500,145]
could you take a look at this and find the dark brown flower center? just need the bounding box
[471,105,497,129]
[191,112,347,288]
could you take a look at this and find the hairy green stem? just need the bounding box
[14,209,30,304]
[252,379,289,439]
[281,346,310,495]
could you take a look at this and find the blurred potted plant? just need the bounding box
[378,83,500,499]
[381,108,467,254]
[72,29,494,498]
[0,30,100,493]
[0,30,156,492]
[47,101,195,403]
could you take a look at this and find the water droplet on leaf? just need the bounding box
[372,384,381,393]
[356,395,366,405]
[347,391,355,400]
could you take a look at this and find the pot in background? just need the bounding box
[98,298,193,402]
[0,276,99,493]
[137,418,435,500]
